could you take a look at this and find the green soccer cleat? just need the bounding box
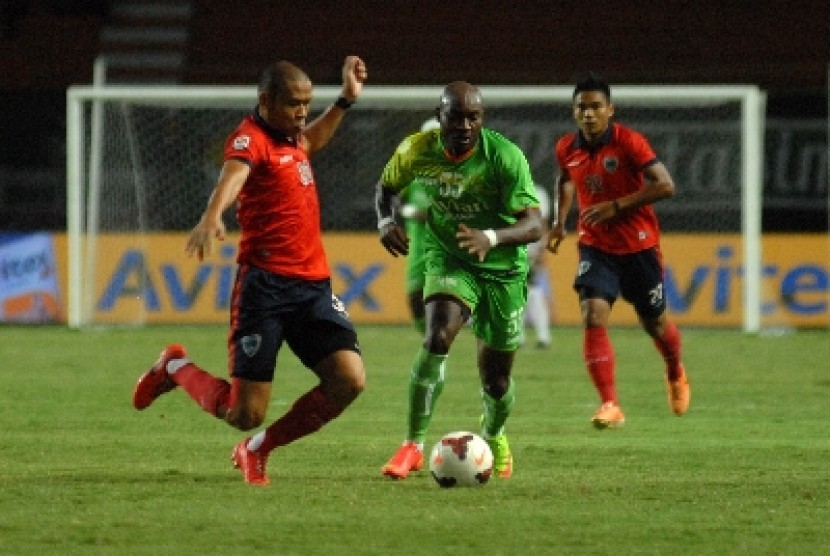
[485,433,513,478]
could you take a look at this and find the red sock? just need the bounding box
[584,326,617,404]
[259,386,343,454]
[653,321,682,381]
[170,363,232,418]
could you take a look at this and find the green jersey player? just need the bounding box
[397,118,441,333]
[375,81,542,480]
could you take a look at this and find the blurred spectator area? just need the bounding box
[1,1,111,88]
[0,0,828,231]
[2,1,828,90]
[182,1,830,92]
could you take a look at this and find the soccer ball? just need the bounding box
[428,431,493,488]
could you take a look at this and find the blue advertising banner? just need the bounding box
[0,233,61,323]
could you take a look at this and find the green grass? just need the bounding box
[1,324,828,555]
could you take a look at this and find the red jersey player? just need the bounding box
[132,56,368,485]
[547,72,690,429]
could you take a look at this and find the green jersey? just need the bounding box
[382,128,538,277]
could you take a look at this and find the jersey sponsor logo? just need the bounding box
[279,154,293,165]
[603,156,619,173]
[438,172,465,198]
[436,276,459,288]
[232,135,251,150]
[241,334,262,357]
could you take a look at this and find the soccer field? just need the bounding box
[1,324,828,555]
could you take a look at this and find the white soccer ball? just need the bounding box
[428,431,493,488]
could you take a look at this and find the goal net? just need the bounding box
[66,84,765,329]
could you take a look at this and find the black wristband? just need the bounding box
[334,96,354,110]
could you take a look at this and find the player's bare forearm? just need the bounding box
[204,161,247,218]
[548,176,573,254]
[456,208,543,263]
[186,160,247,260]
[375,182,409,257]
[494,206,543,246]
[374,182,398,222]
[614,162,676,212]
[546,223,566,254]
[304,56,367,154]
[553,176,574,228]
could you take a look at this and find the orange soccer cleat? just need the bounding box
[591,401,626,429]
[381,441,424,479]
[132,344,187,410]
[232,438,270,486]
[667,365,691,416]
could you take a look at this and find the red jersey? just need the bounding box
[223,112,329,279]
[555,122,662,254]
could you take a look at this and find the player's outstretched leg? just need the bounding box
[132,344,187,410]
[382,347,445,479]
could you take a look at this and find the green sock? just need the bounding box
[407,347,447,444]
[481,378,515,438]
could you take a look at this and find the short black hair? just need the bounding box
[573,72,611,101]
[258,60,308,99]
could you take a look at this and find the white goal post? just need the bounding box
[66,84,765,330]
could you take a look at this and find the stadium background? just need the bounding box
[0,0,827,326]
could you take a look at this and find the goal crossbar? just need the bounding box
[66,84,765,330]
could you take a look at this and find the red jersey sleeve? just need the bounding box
[223,124,262,167]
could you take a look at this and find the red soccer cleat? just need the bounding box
[232,438,270,486]
[132,344,187,410]
[381,441,424,479]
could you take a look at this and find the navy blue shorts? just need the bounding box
[573,243,666,319]
[228,264,360,382]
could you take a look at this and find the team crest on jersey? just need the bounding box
[240,334,262,357]
[298,160,314,186]
[603,156,619,173]
[232,135,251,150]
[585,174,603,194]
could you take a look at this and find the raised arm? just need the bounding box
[302,56,368,155]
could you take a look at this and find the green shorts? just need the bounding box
[405,243,427,294]
[423,255,527,351]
